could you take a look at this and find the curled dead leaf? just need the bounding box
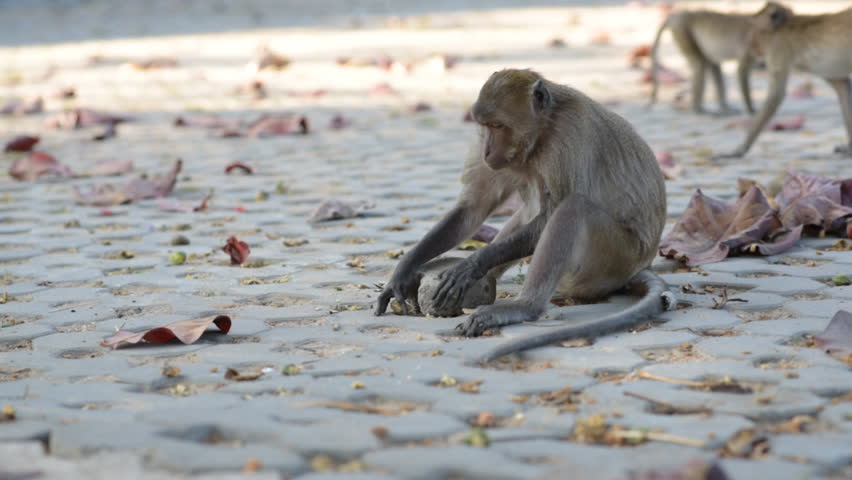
[100,315,231,349]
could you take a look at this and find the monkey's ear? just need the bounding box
[769,6,791,28]
[532,80,552,113]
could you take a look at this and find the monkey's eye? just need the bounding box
[488,122,504,129]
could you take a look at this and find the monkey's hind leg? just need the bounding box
[454,194,641,337]
[709,63,739,116]
[828,77,852,156]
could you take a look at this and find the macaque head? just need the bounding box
[753,2,793,30]
[470,69,553,170]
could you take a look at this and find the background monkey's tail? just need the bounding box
[648,14,673,108]
[475,269,675,363]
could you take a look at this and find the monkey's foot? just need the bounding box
[455,302,541,337]
[712,148,746,160]
[835,144,852,156]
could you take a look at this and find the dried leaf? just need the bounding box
[655,151,682,180]
[126,57,178,70]
[0,97,43,115]
[225,162,254,175]
[770,115,805,131]
[775,172,852,234]
[628,44,651,68]
[329,114,351,130]
[472,225,499,243]
[244,114,309,137]
[4,135,39,152]
[250,48,290,72]
[619,459,730,480]
[45,108,131,129]
[641,65,685,84]
[74,159,181,206]
[174,114,238,129]
[410,102,432,113]
[659,186,801,266]
[9,151,74,181]
[86,159,134,177]
[99,315,231,349]
[223,236,250,266]
[307,199,375,223]
[225,368,264,381]
[815,310,852,364]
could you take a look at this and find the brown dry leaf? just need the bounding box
[720,428,770,459]
[659,186,801,266]
[618,459,730,480]
[126,57,178,70]
[371,426,389,439]
[4,135,39,152]
[308,199,375,223]
[311,401,414,416]
[86,159,134,177]
[244,114,309,137]
[250,48,291,71]
[775,172,852,235]
[814,310,852,364]
[9,151,74,181]
[45,108,132,129]
[474,411,496,428]
[458,380,483,394]
[99,315,231,349]
[242,458,263,473]
[225,368,264,381]
[73,159,181,206]
[628,44,651,68]
[223,236,250,266]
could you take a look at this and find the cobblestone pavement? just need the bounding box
[2,1,852,479]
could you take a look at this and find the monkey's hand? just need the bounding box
[375,268,421,316]
[432,258,485,313]
[456,301,542,337]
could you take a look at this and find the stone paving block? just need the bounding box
[363,445,549,480]
[748,276,827,295]
[771,433,852,466]
[277,417,382,457]
[148,439,306,476]
[658,308,745,331]
[718,458,818,480]
[0,420,51,443]
[785,299,852,318]
[293,474,403,480]
[49,422,163,458]
[591,329,698,350]
[738,316,831,337]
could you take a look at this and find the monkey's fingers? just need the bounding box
[375,289,393,316]
[432,275,462,310]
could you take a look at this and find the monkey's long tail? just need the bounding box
[648,15,672,108]
[475,269,675,364]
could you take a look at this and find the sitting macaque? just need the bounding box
[718,2,852,158]
[375,69,674,362]
[649,8,760,115]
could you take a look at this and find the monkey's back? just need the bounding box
[686,11,752,62]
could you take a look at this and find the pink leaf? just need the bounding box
[815,310,852,364]
[770,115,805,131]
[86,159,134,177]
[100,315,231,349]
[74,159,181,206]
[244,114,309,137]
[9,151,73,181]
[655,150,682,179]
[45,108,132,129]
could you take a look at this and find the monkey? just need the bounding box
[717,2,852,158]
[648,8,759,115]
[375,69,674,362]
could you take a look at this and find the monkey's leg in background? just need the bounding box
[709,63,737,115]
[828,77,852,155]
[454,194,639,336]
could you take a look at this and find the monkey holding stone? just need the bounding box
[648,8,759,115]
[718,2,852,158]
[375,69,674,362]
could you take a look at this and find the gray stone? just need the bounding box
[363,445,548,479]
[416,256,496,317]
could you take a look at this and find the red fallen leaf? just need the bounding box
[370,83,396,95]
[655,150,683,180]
[100,315,231,349]
[329,114,351,130]
[641,66,685,84]
[628,44,651,68]
[789,81,813,99]
[174,114,237,129]
[195,189,214,212]
[659,186,802,266]
[473,225,499,243]
[4,135,39,152]
[770,115,805,131]
[0,97,43,115]
[289,89,328,98]
[411,102,432,113]
[244,114,309,137]
[223,236,250,265]
[92,122,118,141]
[308,199,375,223]
[9,151,74,181]
[225,162,254,175]
[250,48,291,72]
[100,209,113,216]
[126,57,178,70]
[86,159,134,177]
[589,31,611,45]
[45,108,132,129]
[51,86,76,99]
[815,310,852,364]
[73,159,181,206]
[463,110,474,122]
[234,206,246,213]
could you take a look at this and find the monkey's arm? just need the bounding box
[737,52,756,114]
[431,211,547,311]
[717,68,789,158]
[375,202,490,315]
